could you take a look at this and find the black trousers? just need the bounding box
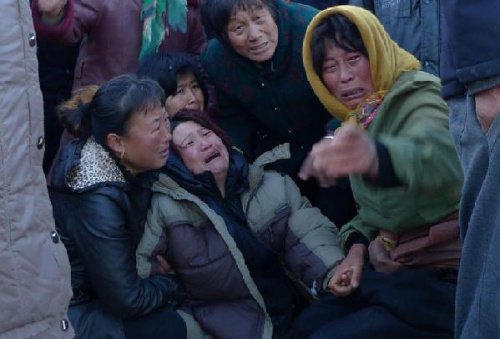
[69,301,186,339]
[294,267,456,339]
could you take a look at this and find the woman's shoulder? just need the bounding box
[393,70,441,92]
[248,168,289,203]
[149,175,206,225]
[384,70,444,109]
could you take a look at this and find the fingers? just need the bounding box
[328,265,360,297]
[350,265,362,288]
[156,255,172,274]
[298,154,314,180]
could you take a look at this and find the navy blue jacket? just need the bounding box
[441,0,500,98]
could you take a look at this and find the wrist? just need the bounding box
[348,243,367,257]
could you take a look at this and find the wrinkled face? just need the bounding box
[165,72,205,117]
[119,107,171,175]
[226,4,278,62]
[321,40,375,110]
[173,121,229,179]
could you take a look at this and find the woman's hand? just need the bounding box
[368,239,404,274]
[156,255,174,275]
[37,0,67,18]
[328,244,366,297]
[299,122,378,187]
[475,85,500,133]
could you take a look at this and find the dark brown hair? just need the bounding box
[170,109,232,151]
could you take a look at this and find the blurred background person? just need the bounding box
[348,0,441,76]
[442,1,500,338]
[0,0,73,337]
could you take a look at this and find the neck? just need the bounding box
[214,173,226,198]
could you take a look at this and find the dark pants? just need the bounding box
[294,267,456,339]
[69,301,186,339]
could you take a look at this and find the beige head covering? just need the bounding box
[302,5,421,121]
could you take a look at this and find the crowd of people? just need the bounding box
[1,0,498,338]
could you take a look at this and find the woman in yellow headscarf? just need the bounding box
[294,6,462,338]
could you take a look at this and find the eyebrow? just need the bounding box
[180,132,193,145]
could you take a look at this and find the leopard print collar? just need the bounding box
[67,139,126,190]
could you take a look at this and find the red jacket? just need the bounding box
[32,0,207,91]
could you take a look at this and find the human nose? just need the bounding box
[339,65,353,83]
[160,119,172,143]
[185,88,196,106]
[199,136,211,151]
[248,22,261,41]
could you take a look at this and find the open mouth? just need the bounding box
[250,41,268,54]
[341,88,365,100]
[205,151,220,164]
[160,148,169,158]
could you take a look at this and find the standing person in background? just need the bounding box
[289,0,348,10]
[201,0,357,228]
[441,1,500,338]
[348,0,440,76]
[31,0,207,179]
[31,0,206,92]
[0,0,73,337]
[38,40,80,174]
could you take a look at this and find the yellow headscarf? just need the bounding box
[302,6,421,121]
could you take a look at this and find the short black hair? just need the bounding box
[137,52,209,106]
[311,13,368,79]
[201,0,279,44]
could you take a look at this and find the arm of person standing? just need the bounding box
[31,0,100,44]
[186,2,208,55]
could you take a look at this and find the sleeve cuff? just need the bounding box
[364,141,401,187]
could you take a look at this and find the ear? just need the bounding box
[106,133,124,157]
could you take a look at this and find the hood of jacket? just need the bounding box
[155,143,291,198]
[51,138,156,193]
[302,5,421,121]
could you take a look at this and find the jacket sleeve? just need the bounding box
[67,191,182,319]
[280,175,345,293]
[31,0,100,44]
[377,77,463,191]
[339,214,378,250]
[136,195,170,279]
[186,6,207,55]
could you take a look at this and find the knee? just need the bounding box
[293,308,318,339]
[156,309,187,339]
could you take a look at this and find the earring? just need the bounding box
[120,148,125,160]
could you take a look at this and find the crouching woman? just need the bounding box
[49,74,186,338]
[136,110,349,339]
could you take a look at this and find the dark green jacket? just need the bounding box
[340,71,463,247]
[202,0,333,175]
